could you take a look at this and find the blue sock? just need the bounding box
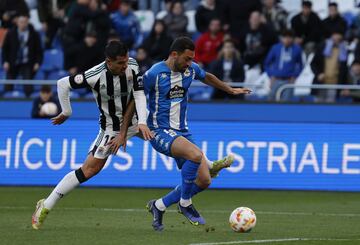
[181,160,200,200]
[162,185,181,207]
[162,184,205,207]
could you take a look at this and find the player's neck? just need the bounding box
[165,58,176,72]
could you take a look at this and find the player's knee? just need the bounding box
[190,150,203,163]
[197,175,211,189]
[82,165,101,179]
[201,177,211,188]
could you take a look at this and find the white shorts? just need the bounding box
[90,125,139,159]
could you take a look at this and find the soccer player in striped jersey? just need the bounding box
[31,40,153,230]
[145,37,251,231]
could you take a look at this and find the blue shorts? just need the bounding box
[150,128,195,169]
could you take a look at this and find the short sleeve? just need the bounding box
[143,70,156,95]
[83,63,106,88]
[192,62,206,81]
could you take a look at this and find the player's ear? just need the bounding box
[170,51,178,58]
[105,57,112,67]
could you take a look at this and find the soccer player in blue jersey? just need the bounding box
[144,36,251,231]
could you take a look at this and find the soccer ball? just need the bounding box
[229,207,256,233]
[40,102,58,116]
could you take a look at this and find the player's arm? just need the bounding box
[51,76,72,125]
[52,73,91,125]
[202,72,252,95]
[132,62,153,140]
[106,99,136,153]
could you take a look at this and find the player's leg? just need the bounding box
[32,154,107,230]
[169,136,207,225]
[32,130,112,230]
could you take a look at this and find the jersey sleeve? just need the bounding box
[83,63,105,88]
[68,73,89,89]
[192,62,206,81]
[143,69,156,95]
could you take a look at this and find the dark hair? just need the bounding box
[169,36,195,54]
[170,1,184,14]
[150,19,167,38]
[302,0,312,8]
[105,40,128,59]
[329,2,338,8]
[352,60,360,66]
[41,85,52,93]
[281,29,295,37]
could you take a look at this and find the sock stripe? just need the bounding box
[75,168,88,183]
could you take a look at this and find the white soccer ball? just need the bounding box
[229,207,256,233]
[40,102,58,116]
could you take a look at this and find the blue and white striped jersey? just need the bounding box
[143,61,206,131]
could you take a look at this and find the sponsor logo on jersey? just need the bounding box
[184,68,190,77]
[168,85,185,100]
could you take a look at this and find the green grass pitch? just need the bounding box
[1,187,360,245]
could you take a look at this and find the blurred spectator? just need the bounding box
[354,40,360,61]
[136,47,153,74]
[265,29,303,101]
[262,0,288,34]
[37,0,69,49]
[311,30,348,103]
[340,60,360,103]
[67,31,104,75]
[210,40,245,100]
[291,1,323,55]
[195,18,224,69]
[0,0,29,28]
[163,1,188,39]
[110,0,141,49]
[239,11,278,68]
[156,0,173,19]
[195,0,218,33]
[31,85,60,119]
[218,0,262,40]
[62,0,93,70]
[2,15,43,97]
[322,2,347,39]
[86,0,111,47]
[103,0,121,12]
[141,19,173,62]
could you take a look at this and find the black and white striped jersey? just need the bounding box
[67,58,144,131]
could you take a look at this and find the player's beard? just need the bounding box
[174,61,186,73]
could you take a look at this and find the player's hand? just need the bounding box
[138,124,154,141]
[51,113,69,125]
[228,87,252,95]
[106,133,127,154]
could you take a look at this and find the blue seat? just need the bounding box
[189,85,213,101]
[40,49,64,72]
[245,94,268,102]
[48,70,68,80]
[34,70,45,80]
[337,96,353,103]
[3,90,26,99]
[30,91,41,99]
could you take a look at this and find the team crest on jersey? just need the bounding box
[168,85,185,100]
[161,73,167,79]
[184,68,190,77]
[74,74,84,84]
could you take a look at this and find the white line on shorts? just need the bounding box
[188,238,360,245]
